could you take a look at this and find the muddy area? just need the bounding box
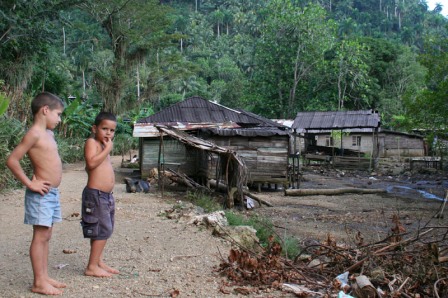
[250,166,448,244]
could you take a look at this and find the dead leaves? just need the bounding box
[217,213,448,297]
[218,237,305,292]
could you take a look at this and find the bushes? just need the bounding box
[56,136,85,164]
[0,118,30,189]
[113,133,138,161]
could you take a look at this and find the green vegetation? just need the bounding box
[0,118,29,189]
[184,192,301,258]
[1,0,447,124]
[56,136,85,164]
[1,0,447,187]
[186,191,223,213]
[225,210,300,259]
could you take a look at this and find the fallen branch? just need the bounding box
[284,187,386,196]
[165,168,210,192]
[209,179,273,207]
[346,228,434,273]
[434,278,448,298]
[244,192,273,207]
[170,254,201,262]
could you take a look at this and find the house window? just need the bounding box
[326,136,334,146]
[352,136,361,146]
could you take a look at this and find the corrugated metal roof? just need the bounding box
[203,126,290,137]
[292,110,380,132]
[306,128,376,134]
[137,96,282,127]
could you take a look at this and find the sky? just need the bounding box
[425,0,448,16]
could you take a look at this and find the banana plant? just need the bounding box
[0,93,9,116]
[59,98,98,138]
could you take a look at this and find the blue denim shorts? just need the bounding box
[81,187,115,240]
[24,188,62,227]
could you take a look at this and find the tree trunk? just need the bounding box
[285,188,386,196]
[209,179,273,207]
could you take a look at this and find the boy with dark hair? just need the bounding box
[7,92,66,295]
[81,111,120,277]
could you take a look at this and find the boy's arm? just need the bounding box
[6,130,52,195]
[84,137,113,170]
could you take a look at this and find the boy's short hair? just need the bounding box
[31,92,65,115]
[94,111,117,126]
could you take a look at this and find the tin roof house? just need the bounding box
[133,96,290,192]
[291,110,381,157]
[291,110,425,169]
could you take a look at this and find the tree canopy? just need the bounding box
[0,0,447,133]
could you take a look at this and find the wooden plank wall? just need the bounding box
[141,135,290,184]
[141,138,197,178]
[381,134,425,157]
[209,135,289,184]
[333,156,372,170]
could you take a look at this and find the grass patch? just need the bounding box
[186,191,223,213]
[225,211,300,260]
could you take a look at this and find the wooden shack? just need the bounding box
[133,96,290,188]
[378,130,426,157]
[292,110,381,159]
[291,111,425,170]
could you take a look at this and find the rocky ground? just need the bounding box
[0,157,447,297]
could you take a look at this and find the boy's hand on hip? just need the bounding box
[29,175,51,195]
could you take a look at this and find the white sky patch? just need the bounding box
[425,0,448,16]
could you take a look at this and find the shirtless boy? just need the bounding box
[81,111,119,277]
[6,92,66,295]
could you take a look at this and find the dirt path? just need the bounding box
[0,157,247,298]
[1,157,446,297]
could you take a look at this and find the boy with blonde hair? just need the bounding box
[7,92,66,295]
[81,111,120,277]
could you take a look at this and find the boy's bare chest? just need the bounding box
[30,134,58,157]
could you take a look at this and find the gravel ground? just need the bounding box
[1,157,280,298]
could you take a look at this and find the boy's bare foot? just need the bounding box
[99,262,120,274]
[85,266,113,278]
[31,282,63,295]
[47,278,67,288]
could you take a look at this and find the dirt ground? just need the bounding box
[0,157,447,297]
[252,167,448,245]
[0,157,238,298]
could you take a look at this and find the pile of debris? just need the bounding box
[216,215,448,297]
[160,193,448,297]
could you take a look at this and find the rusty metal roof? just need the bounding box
[292,110,380,132]
[200,126,290,137]
[137,96,283,127]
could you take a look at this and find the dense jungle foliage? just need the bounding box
[0,0,447,187]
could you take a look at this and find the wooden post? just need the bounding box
[370,130,374,172]
[215,155,221,192]
[225,154,233,208]
[340,129,343,156]
[158,133,164,199]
